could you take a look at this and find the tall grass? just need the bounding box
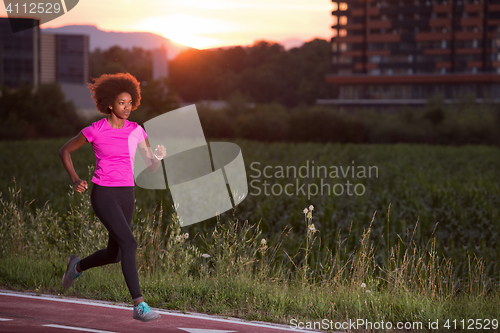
[0,140,499,331]
[0,141,498,281]
[1,179,498,306]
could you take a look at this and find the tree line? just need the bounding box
[168,39,338,106]
[89,39,338,107]
[2,39,499,145]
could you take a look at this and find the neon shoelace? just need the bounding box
[137,302,151,315]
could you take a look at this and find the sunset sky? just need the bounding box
[1,0,335,49]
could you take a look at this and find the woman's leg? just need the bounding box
[78,184,142,302]
[78,236,120,270]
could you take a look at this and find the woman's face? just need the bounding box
[110,92,133,119]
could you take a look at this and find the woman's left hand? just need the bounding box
[154,145,167,160]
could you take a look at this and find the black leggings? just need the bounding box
[79,183,142,302]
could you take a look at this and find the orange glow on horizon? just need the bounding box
[1,0,335,50]
[133,14,239,49]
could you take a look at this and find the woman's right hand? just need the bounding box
[74,179,88,193]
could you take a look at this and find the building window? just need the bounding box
[332,2,338,11]
[339,2,348,10]
[339,56,352,63]
[441,40,447,49]
[339,16,348,25]
[332,16,338,26]
[339,29,347,37]
[338,69,352,74]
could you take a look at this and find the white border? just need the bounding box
[43,324,117,333]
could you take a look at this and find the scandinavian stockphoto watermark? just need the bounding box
[249,160,378,199]
[133,105,248,227]
[290,318,424,331]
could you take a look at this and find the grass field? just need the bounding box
[0,138,499,332]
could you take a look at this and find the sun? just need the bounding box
[134,14,232,49]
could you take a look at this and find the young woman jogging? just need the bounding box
[59,73,166,322]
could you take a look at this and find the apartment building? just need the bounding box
[326,0,500,103]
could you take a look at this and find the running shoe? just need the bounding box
[62,254,83,289]
[133,301,161,322]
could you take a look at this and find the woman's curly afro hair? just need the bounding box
[88,73,141,115]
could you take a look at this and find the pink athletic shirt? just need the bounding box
[81,118,148,187]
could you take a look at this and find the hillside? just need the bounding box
[42,24,191,59]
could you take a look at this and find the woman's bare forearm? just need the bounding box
[146,158,162,173]
[59,149,81,183]
[59,132,88,185]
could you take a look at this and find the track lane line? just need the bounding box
[43,324,117,333]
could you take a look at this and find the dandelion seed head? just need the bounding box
[184,232,189,239]
[366,290,371,294]
[303,208,308,214]
[361,283,366,288]
[261,238,267,246]
[309,205,314,211]
[201,253,211,258]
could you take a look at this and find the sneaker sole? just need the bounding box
[133,313,161,322]
[62,254,79,289]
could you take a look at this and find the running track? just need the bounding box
[0,290,333,333]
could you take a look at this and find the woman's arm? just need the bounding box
[137,138,166,174]
[59,131,89,193]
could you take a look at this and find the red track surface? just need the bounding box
[0,290,322,333]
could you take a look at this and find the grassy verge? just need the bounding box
[1,140,499,332]
[1,195,499,333]
[1,254,499,333]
